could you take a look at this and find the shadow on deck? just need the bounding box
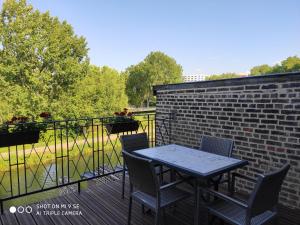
[0,175,299,225]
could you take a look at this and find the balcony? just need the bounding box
[0,111,299,225]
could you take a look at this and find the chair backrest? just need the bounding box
[120,133,149,153]
[200,135,233,157]
[122,151,158,197]
[248,164,290,218]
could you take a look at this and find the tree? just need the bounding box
[51,66,128,119]
[205,73,241,80]
[250,64,273,75]
[126,51,183,107]
[250,56,300,75]
[281,56,300,72]
[0,0,89,119]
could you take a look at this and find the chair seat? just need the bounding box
[207,199,276,225]
[132,186,190,210]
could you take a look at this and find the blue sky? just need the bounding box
[7,1,300,74]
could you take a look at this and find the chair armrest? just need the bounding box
[232,172,256,183]
[203,188,249,209]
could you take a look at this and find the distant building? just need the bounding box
[183,74,207,82]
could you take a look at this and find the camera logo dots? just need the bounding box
[9,206,16,214]
[9,206,32,214]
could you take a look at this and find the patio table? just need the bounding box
[134,144,248,225]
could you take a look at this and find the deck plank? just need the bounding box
[0,213,19,225]
[87,181,154,225]
[64,192,112,225]
[14,207,36,225]
[0,175,299,225]
[43,198,73,225]
[30,201,55,225]
[49,195,90,225]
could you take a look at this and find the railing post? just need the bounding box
[78,182,81,194]
[0,200,3,214]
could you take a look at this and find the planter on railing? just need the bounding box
[0,130,40,147]
[105,121,139,134]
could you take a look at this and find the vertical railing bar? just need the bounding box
[66,121,70,183]
[54,122,58,186]
[152,115,155,147]
[16,146,20,196]
[147,114,150,146]
[97,123,100,175]
[101,118,105,175]
[23,143,28,194]
[91,119,95,175]
[154,115,157,146]
[8,146,13,197]
[60,124,64,184]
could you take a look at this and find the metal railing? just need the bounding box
[0,111,172,213]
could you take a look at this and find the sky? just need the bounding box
[4,0,300,75]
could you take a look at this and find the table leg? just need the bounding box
[194,179,200,225]
[194,179,209,225]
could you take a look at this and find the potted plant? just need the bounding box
[105,108,139,134]
[0,112,51,147]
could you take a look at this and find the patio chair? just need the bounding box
[123,151,191,225]
[205,164,290,225]
[120,133,149,199]
[200,135,234,192]
[174,135,234,192]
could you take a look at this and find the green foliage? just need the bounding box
[250,64,273,76]
[126,51,183,107]
[51,65,128,119]
[205,73,241,81]
[281,56,300,72]
[206,56,300,81]
[0,0,89,120]
[250,56,300,75]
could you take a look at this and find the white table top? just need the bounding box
[134,144,247,177]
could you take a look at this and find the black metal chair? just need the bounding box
[205,164,290,225]
[200,135,234,191]
[120,133,149,199]
[123,151,191,225]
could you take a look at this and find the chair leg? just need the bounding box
[122,168,126,199]
[142,204,145,214]
[163,208,167,225]
[128,196,132,225]
[155,208,161,225]
[209,215,215,225]
[227,172,231,193]
[220,219,225,225]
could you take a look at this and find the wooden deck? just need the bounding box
[0,175,299,225]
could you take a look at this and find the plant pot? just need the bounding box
[0,131,40,147]
[105,121,139,134]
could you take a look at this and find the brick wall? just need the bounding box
[154,72,300,210]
